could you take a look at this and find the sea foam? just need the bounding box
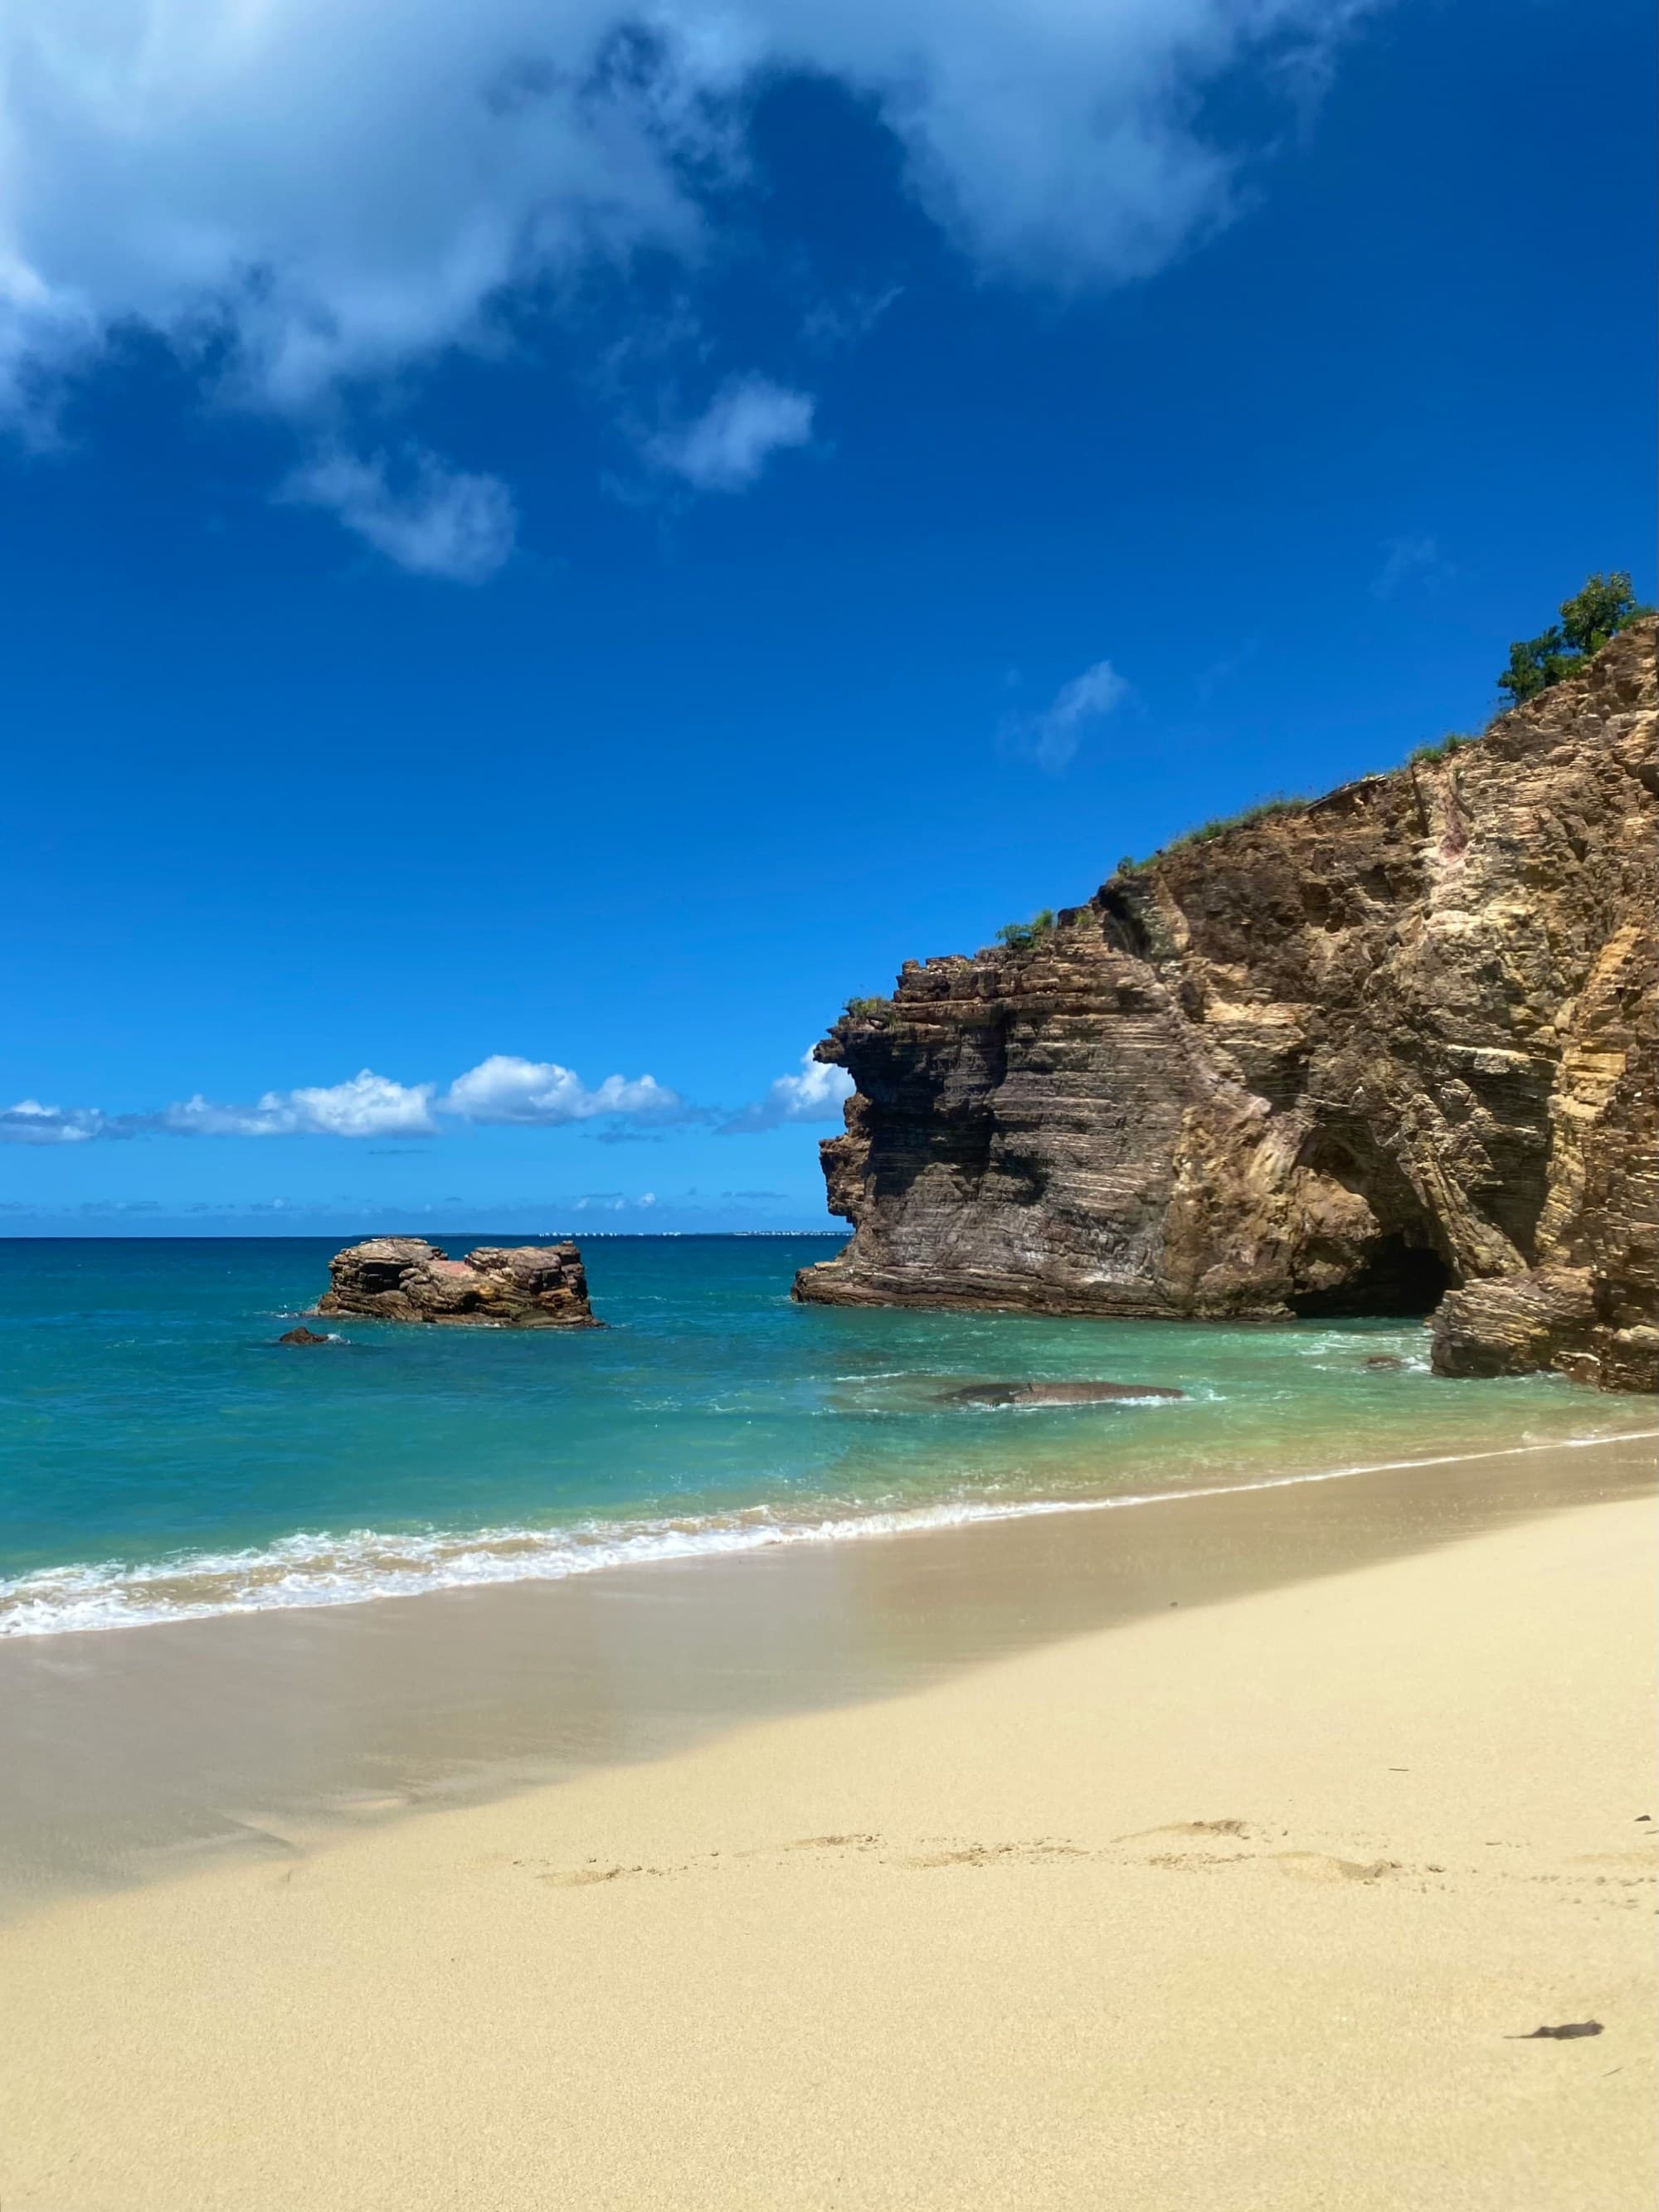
[2,1428,1647,1641]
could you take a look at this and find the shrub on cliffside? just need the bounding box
[1497,571,1650,705]
[996,909,1056,950]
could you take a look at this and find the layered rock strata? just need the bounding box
[315,1239,599,1328]
[795,621,1657,1391]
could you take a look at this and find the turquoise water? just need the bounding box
[0,1237,1649,1636]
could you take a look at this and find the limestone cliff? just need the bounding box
[316,1239,599,1327]
[795,620,1657,1392]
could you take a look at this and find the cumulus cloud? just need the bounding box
[723,1050,854,1133]
[648,376,815,491]
[0,0,1375,527]
[282,447,517,581]
[442,1054,684,1125]
[1006,659,1129,773]
[161,1071,439,1138]
[3,1057,695,1142]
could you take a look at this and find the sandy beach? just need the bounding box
[2,1439,1655,2210]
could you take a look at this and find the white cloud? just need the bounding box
[0,2,1374,461]
[3,1055,689,1143]
[724,1050,854,1132]
[0,1098,107,1144]
[1007,659,1129,773]
[282,445,516,581]
[441,1054,684,1125]
[648,376,815,491]
[162,1071,438,1138]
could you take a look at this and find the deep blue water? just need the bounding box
[0,1237,1647,1635]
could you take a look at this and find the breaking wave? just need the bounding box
[2,1429,1647,1640]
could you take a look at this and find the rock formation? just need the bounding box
[795,620,1657,1392]
[277,1325,332,1346]
[315,1239,600,1328]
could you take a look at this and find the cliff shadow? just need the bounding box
[1285,1232,1451,1320]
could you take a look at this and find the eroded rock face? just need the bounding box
[315,1238,599,1328]
[795,622,1657,1392]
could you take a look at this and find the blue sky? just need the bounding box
[2,0,1652,1233]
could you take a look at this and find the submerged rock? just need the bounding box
[1363,1354,1408,1372]
[795,622,1657,1393]
[946,1380,1185,1407]
[314,1238,600,1329]
[277,1325,332,1346]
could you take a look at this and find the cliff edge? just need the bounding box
[795,620,1657,1391]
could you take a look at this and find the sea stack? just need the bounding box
[314,1238,601,1328]
[794,620,1657,1393]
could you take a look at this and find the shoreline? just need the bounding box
[1,1429,1652,1918]
[3,1413,1653,1642]
[2,1463,1653,2208]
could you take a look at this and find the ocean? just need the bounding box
[1,1235,1649,1638]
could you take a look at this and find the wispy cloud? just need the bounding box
[0,1100,111,1145]
[1005,659,1129,773]
[1372,533,1449,600]
[281,446,516,582]
[722,1051,854,1133]
[800,286,903,352]
[647,377,815,491]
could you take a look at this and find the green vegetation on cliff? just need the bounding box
[1163,795,1307,852]
[1497,571,1649,706]
[995,909,1056,950]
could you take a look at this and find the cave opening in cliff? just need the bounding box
[1287,1234,1452,1320]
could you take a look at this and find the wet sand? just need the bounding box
[0,1432,1654,2208]
[0,1430,1653,1908]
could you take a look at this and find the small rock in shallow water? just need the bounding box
[1364,1354,1408,1371]
[278,1326,332,1346]
[946,1380,1185,1407]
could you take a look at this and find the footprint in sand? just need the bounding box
[779,1834,881,1853]
[894,1840,1087,1870]
[1113,1818,1253,1845]
[1273,1852,1399,1884]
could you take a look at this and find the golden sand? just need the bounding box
[2,1481,1654,2210]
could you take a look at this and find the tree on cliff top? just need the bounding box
[1497,571,1650,706]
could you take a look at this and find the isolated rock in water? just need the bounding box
[314,1238,600,1329]
[1363,1354,1408,1371]
[946,1381,1185,1406]
[277,1325,332,1346]
[795,621,1657,1393]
